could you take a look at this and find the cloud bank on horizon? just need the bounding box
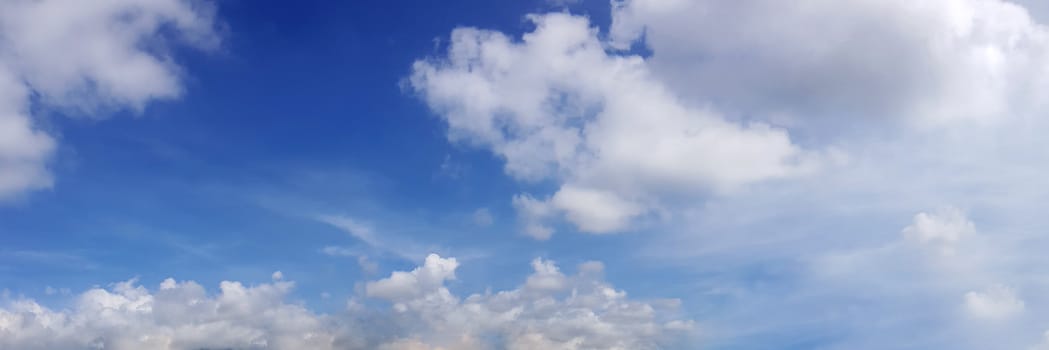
[5,0,1049,349]
[0,254,690,350]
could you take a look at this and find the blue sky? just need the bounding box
[4,0,1049,349]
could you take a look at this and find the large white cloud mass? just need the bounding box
[0,254,690,349]
[411,13,826,237]
[0,0,220,200]
[610,0,1049,127]
[411,0,1049,238]
[410,0,1049,347]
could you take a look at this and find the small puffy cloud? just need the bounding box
[366,254,459,303]
[902,207,977,254]
[0,0,220,200]
[0,254,690,349]
[411,13,822,237]
[964,284,1025,320]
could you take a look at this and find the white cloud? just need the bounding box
[434,0,1049,347]
[550,185,643,233]
[365,254,459,303]
[0,68,53,199]
[368,254,692,349]
[0,0,220,200]
[523,258,567,292]
[902,207,977,255]
[0,278,341,350]
[411,13,823,237]
[610,0,1049,128]
[412,0,1049,238]
[0,254,690,349]
[964,284,1025,320]
[512,193,556,240]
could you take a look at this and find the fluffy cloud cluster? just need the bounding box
[0,0,220,200]
[0,254,690,349]
[964,284,1025,320]
[0,277,341,350]
[902,207,978,255]
[367,254,691,349]
[411,13,822,237]
[412,0,1049,238]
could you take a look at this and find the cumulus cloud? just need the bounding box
[368,254,692,349]
[902,207,977,255]
[421,0,1049,347]
[610,0,1049,128]
[0,68,53,198]
[0,255,689,349]
[412,0,1049,238]
[0,277,342,350]
[411,13,823,237]
[365,254,459,303]
[0,0,220,200]
[964,284,1025,320]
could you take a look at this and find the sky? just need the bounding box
[3,0,1049,349]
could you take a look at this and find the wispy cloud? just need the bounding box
[315,214,431,261]
[0,250,98,270]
